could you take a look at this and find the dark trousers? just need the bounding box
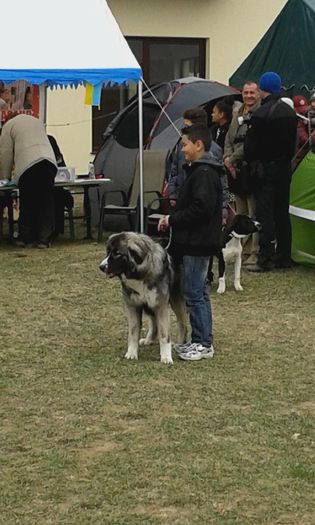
[253,160,292,265]
[18,160,57,244]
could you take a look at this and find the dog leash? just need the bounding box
[228,202,237,216]
[165,226,172,250]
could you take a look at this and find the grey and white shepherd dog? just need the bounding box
[99,232,186,364]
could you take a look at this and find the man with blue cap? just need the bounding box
[244,72,298,271]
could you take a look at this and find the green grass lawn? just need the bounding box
[0,238,314,525]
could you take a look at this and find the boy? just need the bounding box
[168,107,229,222]
[168,107,222,202]
[158,124,222,361]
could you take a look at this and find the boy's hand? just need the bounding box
[158,215,170,232]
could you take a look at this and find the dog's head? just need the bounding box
[227,214,261,238]
[99,232,150,278]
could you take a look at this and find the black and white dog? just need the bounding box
[212,214,261,294]
[99,232,186,364]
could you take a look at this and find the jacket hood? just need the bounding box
[209,141,224,167]
[184,150,223,169]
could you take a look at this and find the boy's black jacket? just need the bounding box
[169,155,222,256]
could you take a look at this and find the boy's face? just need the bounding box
[211,105,223,124]
[183,118,193,127]
[181,134,203,162]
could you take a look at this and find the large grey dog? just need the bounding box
[99,232,186,364]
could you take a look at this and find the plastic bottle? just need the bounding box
[88,161,95,179]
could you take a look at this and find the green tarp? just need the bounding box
[290,152,315,265]
[229,0,315,96]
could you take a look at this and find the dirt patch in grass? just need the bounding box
[77,440,121,460]
[133,504,194,524]
[292,401,315,417]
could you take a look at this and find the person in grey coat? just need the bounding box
[224,81,261,265]
[0,113,57,247]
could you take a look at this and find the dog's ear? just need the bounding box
[128,247,144,265]
[106,233,120,254]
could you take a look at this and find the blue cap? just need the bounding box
[258,72,281,94]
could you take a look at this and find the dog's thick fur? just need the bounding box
[212,214,261,294]
[99,232,186,364]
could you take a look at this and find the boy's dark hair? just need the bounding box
[214,100,233,122]
[183,106,207,125]
[181,123,212,152]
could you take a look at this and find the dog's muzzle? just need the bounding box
[99,256,109,274]
[254,220,262,231]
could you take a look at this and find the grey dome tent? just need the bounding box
[229,0,315,96]
[94,77,239,200]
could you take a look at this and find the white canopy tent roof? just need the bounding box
[0,0,146,230]
[0,0,141,87]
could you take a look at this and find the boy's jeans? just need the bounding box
[181,255,212,347]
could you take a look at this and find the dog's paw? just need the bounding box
[160,342,173,364]
[160,355,173,365]
[125,349,138,360]
[234,283,243,291]
[217,277,226,294]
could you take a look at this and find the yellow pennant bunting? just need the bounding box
[84,83,93,105]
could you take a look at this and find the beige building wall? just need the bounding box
[46,87,92,176]
[108,0,287,83]
[46,0,287,173]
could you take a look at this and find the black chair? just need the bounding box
[98,149,169,242]
[64,202,75,240]
[54,187,75,240]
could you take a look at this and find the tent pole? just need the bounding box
[39,83,47,123]
[138,79,144,233]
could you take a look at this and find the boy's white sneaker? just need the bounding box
[178,344,214,361]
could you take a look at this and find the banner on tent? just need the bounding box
[84,83,102,107]
[0,80,39,123]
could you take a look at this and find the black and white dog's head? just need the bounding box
[99,232,147,278]
[225,214,261,240]
[99,232,168,280]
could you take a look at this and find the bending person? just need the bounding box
[0,114,57,248]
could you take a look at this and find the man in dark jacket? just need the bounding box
[158,124,222,361]
[244,72,298,271]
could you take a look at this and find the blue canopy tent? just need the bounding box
[0,0,146,229]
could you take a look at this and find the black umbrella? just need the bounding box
[150,77,239,151]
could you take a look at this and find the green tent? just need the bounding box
[290,152,315,265]
[229,0,315,96]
